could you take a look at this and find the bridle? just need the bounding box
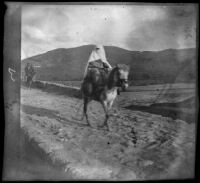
[119,78,128,85]
[115,67,129,87]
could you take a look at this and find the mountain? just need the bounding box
[21,45,196,85]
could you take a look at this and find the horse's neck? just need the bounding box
[107,68,118,90]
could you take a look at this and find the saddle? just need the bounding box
[87,67,108,84]
[83,66,108,98]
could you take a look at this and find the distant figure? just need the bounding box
[24,62,36,89]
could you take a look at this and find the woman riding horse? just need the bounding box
[82,45,119,96]
[81,45,129,130]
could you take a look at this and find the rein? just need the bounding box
[107,67,118,89]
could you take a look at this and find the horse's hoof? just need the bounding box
[102,125,109,131]
[98,123,104,128]
[86,122,92,127]
[80,116,84,121]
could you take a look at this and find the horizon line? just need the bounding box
[21,45,196,60]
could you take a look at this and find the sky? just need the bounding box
[21,3,197,59]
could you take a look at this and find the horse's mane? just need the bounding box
[107,66,118,89]
[116,64,130,71]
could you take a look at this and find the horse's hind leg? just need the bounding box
[29,81,31,90]
[27,81,30,89]
[83,98,91,127]
[30,80,33,89]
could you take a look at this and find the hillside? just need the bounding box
[21,45,196,85]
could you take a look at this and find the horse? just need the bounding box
[81,64,130,131]
[25,71,35,89]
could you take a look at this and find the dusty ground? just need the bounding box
[20,85,196,180]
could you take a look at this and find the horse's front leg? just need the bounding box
[101,101,110,131]
[107,100,117,117]
[28,81,30,89]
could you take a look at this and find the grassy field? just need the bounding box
[117,83,195,106]
[46,81,82,88]
[115,83,196,124]
[40,80,196,89]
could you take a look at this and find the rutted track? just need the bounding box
[20,84,196,180]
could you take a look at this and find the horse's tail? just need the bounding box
[81,79,93,98]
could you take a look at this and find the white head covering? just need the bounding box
[88,45,109,64]
[83,45,112,78]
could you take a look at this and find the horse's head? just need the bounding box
[115,64,130,91]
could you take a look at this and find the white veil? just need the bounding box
[83,45,112,78]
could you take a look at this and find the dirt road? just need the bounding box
[20,87,196,180]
